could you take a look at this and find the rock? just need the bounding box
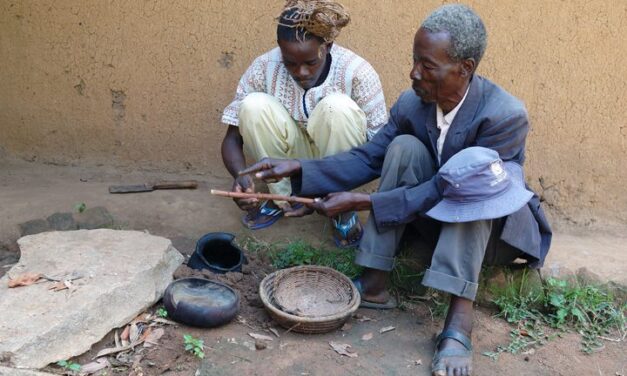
[18,219,51,237]
[255,340,267,350]
[74,206,114,229]
[0,367,58,376]
[539,261,576,284]
[0,229,184,369]
[46,212,77,231]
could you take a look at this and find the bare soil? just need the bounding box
[0,156,625,376]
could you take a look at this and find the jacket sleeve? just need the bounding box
[474,107,529,163]
[294,99,404,196]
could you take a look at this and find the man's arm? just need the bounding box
[221,125,257,210]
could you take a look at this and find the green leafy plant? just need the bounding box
[183,334,205,359]
[57,360,81,372]
[156,307,168,318]
[486,273,625,359]
[74,202,86,213]
[271,240,362,278]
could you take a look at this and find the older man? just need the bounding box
[242,4,551,376]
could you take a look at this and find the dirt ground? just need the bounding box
[0,156,625,376]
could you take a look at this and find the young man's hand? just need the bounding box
[231,175,258,211]
[239,158,301,183]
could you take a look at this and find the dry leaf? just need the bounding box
[94,339,144,358]
[340,323,352,331]
[143,328,164,348]
[48,281,68,292]
[413,359,423,365]
[361,333,373,341]
[151,318,178,326]
[121,325,130,341]
[329,342,358,358]
[249,333,274,341]
[129,323,140,343]
[269,328,280,338]
[8,272,43,288]
[80,358,110,374]
[379,326,395,334]
[353,313,374,322]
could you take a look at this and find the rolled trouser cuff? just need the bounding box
[422,269,479,300]
[354,249,395,272]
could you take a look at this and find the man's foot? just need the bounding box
[431,296,474,376]
[241,200,283,230]
[332,212,363,248]
[353,268,396,309]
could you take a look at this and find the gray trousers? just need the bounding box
[354,135,522,301]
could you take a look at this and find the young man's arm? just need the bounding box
[221,125,257,210]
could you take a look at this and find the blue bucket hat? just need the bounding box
[426,147,533,223]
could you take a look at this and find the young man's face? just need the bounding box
[278,38,329,90]
[410,28,467,107]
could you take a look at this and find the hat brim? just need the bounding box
[426,163,533,223]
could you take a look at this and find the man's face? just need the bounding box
[410,28,466,106]
[278,39,329,90]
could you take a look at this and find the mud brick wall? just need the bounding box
[1,1,625,228]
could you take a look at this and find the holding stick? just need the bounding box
[210,189,316,205]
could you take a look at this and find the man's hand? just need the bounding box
[239,158,301,184]
[232,175,258,211]
[312,192,372,217]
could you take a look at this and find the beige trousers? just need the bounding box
[239,92,367,198]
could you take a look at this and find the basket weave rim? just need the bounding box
[259,265,361,324]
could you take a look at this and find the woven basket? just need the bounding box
[259,265,361,334]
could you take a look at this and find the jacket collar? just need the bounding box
[439,75,483,164]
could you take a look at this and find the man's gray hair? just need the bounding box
[421,4,487,65]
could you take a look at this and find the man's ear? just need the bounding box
[460,58,476,77]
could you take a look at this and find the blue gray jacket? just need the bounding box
[295,75,552,267]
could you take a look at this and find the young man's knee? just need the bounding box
[239,93,277,117]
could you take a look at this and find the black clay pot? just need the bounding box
[163,278,240,328]
[187,232,244,273]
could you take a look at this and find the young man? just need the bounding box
[221,0,386,247]
[241,5,552,376]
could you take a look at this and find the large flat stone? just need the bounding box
[0,229,184,369]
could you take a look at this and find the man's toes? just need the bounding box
[432,369,446,376]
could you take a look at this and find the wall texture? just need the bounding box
[1,0,626,228]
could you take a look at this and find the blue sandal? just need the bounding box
[332,211,363,248]
[241,201,283,230]
[431,329,473,376]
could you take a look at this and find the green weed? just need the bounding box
[242,237,362,278]
[56,360,81,373]
[486,272,625,359]
[73,202,86,213]
[156,307,168,318]
[183,334,205,359]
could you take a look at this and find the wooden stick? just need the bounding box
[210,189,315,204]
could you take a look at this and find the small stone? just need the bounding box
[74,206,114,229]
[254,340,267,350]
[18,219,51,237]
[46,212,77,231]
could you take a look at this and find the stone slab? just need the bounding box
[0,229,184,369]
[0,366,57,376]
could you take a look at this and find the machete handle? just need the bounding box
[153,180,199,190]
